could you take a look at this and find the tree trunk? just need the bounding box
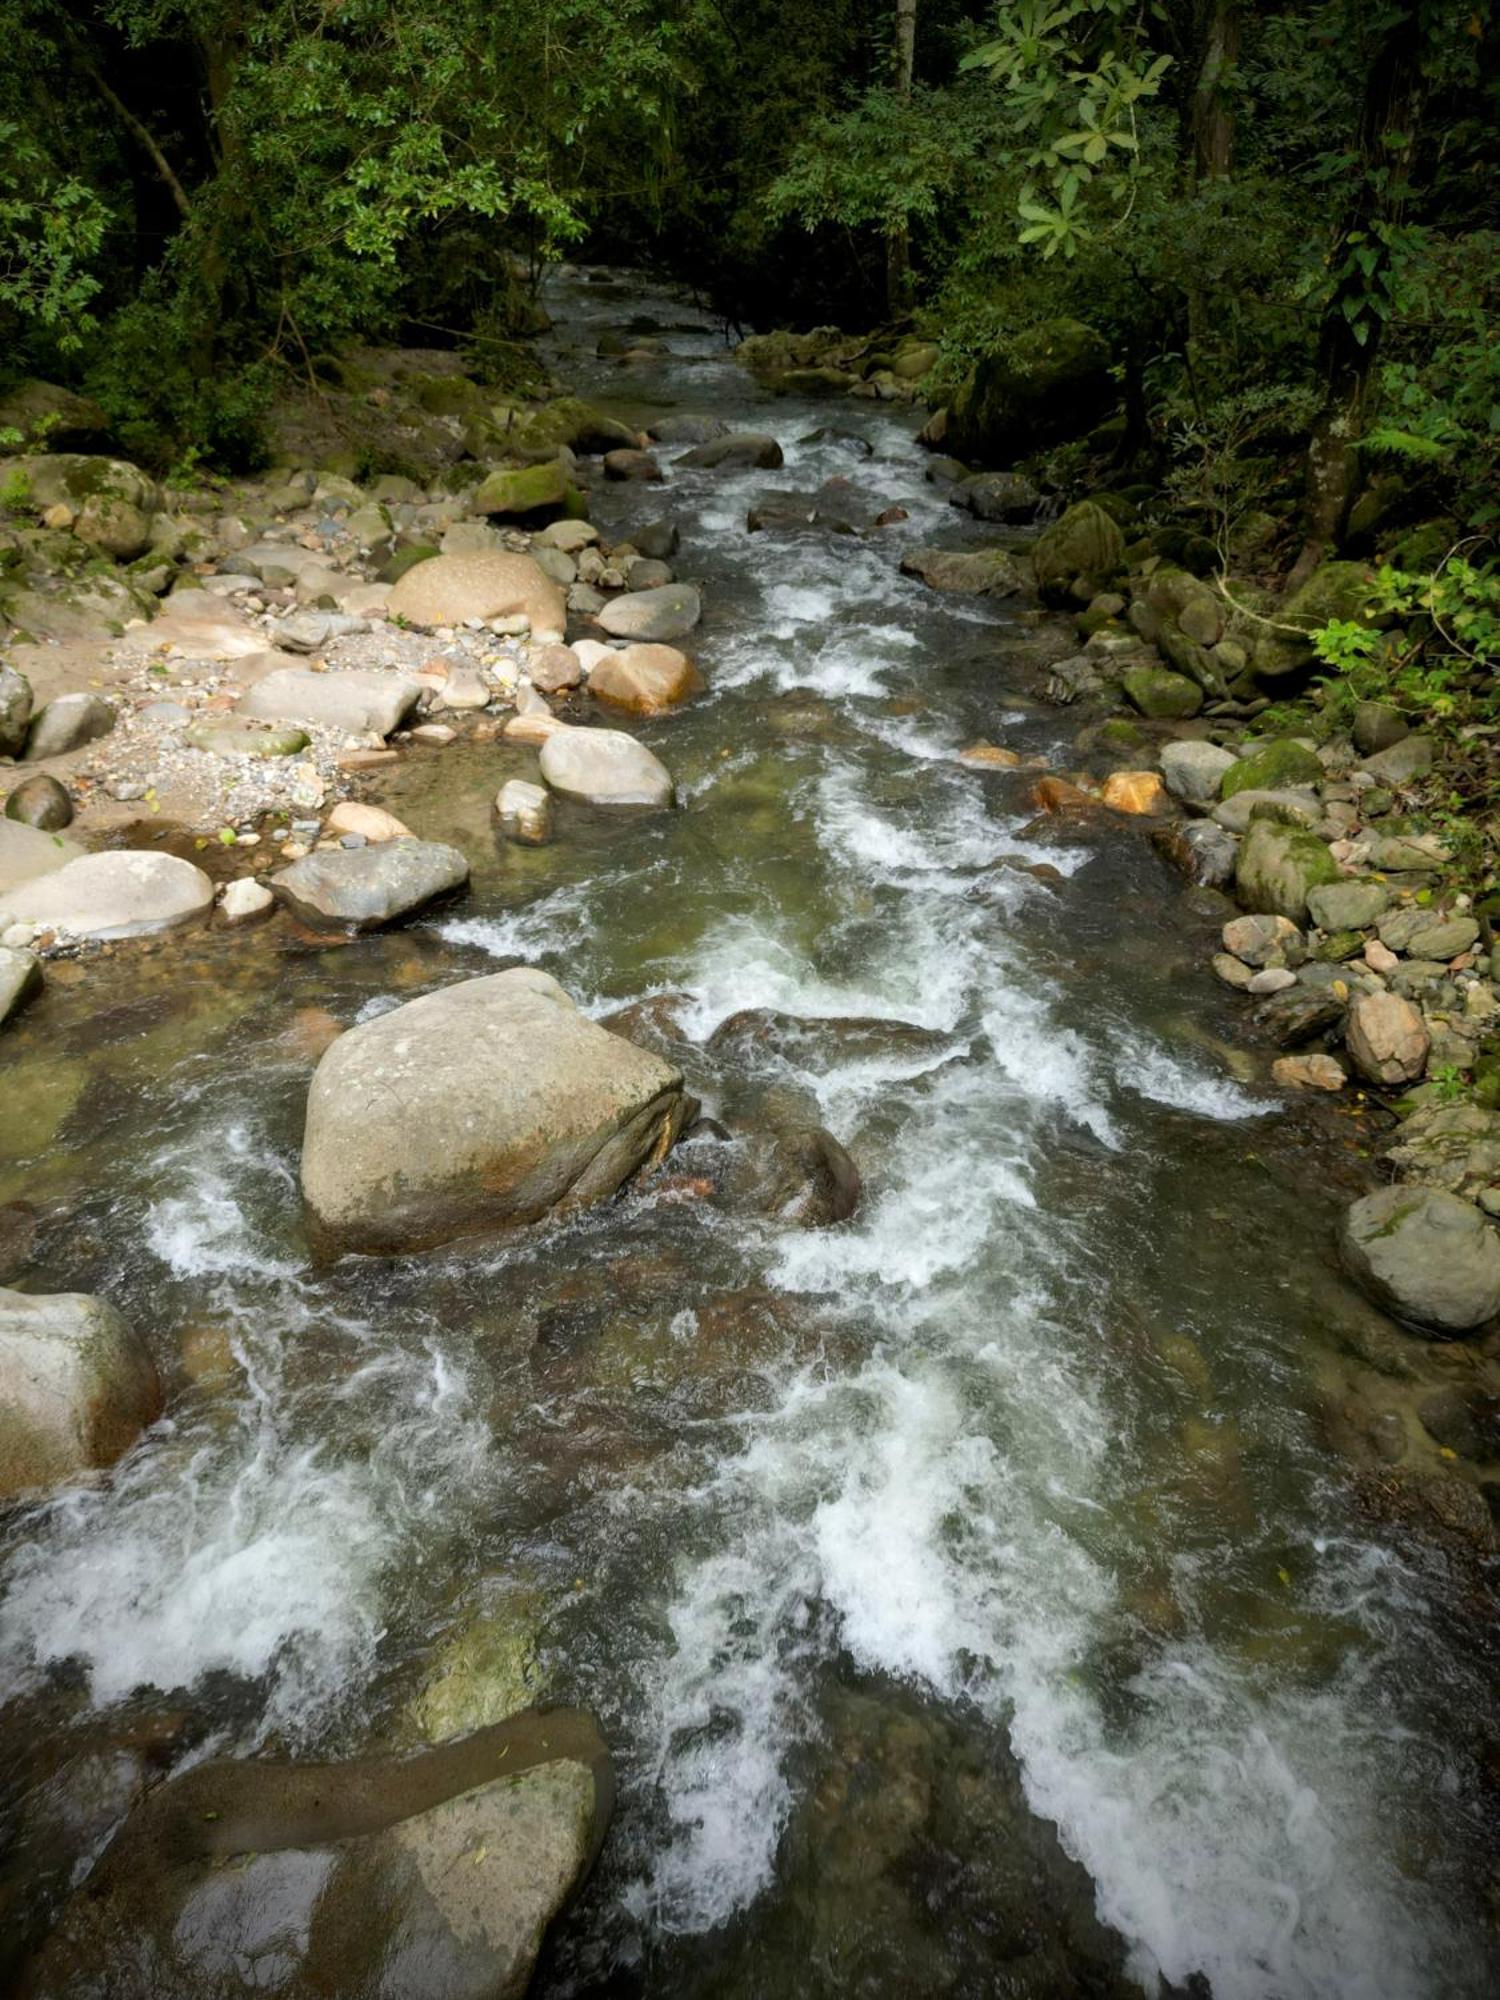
[886,0,917,318]
[1188,0,1239,184]
[1289,9,1425,590]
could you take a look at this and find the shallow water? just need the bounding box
[2,271,1497,1999]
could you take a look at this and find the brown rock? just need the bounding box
[1272,1053,1346,1091]
[587,644,704,716]
[1031,776,1097,814]
[529,645,583,693]
[1345,990,1430,1087]
[1100,770,1165,815]
[958,743,1021,769]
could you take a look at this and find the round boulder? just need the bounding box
[1341,1186,1500,1335]
[0,1288,161,1500]
[588,644,703,717]
[539,728,673,809]
[300,967,693,1255]
[5,774,73,830]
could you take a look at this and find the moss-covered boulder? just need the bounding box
[1219,739,1323,799]
[0,380,109,451]
[1030,500,1124,607]
[496,396,636,462]
[472,459,570,519]
[1235,818,1339,923]
[945,319,1114,464]
[1252,560,1377,682]
[13,453,158,516]
[1120,662,1203,718]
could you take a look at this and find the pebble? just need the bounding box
[219,879,274,924]
[1247,967,1297,995]
[1364,938,1399,974]
[410,723,457,744]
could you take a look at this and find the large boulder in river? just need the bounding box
[1341,1186,1500,1335]
[271,839,469,932]
[539,728,674,808]
[301,968,692,1255]
[677,433,783,471]
[588,643,703,715]
[0,1288,161,1500]
[597,583,702,642]
[0,850,213,940]
[945,320,1114,463]
[387,550,566,639]
[19,1711,612,2000]
[239,666,421,739]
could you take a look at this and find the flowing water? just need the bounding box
[2,270,1497,1998]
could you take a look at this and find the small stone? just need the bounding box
[529,644,584,694]
[1100,770,1165,815]
[1222,913,1305,969]
[326,802,413,844]
[1212,951,1254,990]
[218,878,274,924]
[1247,966,1297,995]
[410,722,457,744]
[1272,1053,1345,1091]
[495,779,552,846]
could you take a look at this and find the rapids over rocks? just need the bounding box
[2,271,1497,2000]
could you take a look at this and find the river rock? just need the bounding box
[0,664,33,757]
[0,943,41,1026]
[539,728,673,809]
[185,716,311,758]
[0,851,213,940]
[471,459,570,517]
[326,802,412,844]
[1341,1186,1500,1335]
[1222,913,1305,968]
[19,1716,609,2000]
[387,551,567,639]
[1386,1102,1500,1200]
[495,779,552,845]
[1220,739,1323,798]
[604,448,662,482]
[1120,664,1202,719]
[535,518,599,552]
[25,693,117,761]
[1159,740,1236,806]
[219,878,274,925]
[634,520,680,560]
[720,1122,861,1228]
[1404,914,1479,962]
[1305,880,1391,932]
[1030,501,1124,607]
[1210,787,1321,835]
[898,548,1022,595]
[677,432,783,470]
[1234,818,1338,923]
[0,818,82,894]
[4,774,73,829]
[0,1288,161,1500]
[301,967,692,1254]
[650,414,728,445]
[1252,983,1347,1046]
[596,583,702,642]
[271,838,468,932]
[1272,1053,1346,1091]
[588,644,703,716]
[1100,770,1164,815]
[945,317,1114,462]
[528,644,583,693]
[1151,819,1237,888]
[239,667,422,739]
[1353,701,1408,755]
[1344,990,1430,1086]
[1360,734,1434,786]
[950,471,1040,522]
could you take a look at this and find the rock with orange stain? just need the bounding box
[1031,775,1097,813]
[959,743,1022,769]
[1100,770,1166,816]
[285,1005,344,1062]
[327,802,413,844]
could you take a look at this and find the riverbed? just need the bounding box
[2,270,1496,1999]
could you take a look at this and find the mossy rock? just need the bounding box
[1219,739,1323,798]
[412,1594,548,1743]
[498,396,636,462]
[1235,818,1339,923]
[378,542,440,585]
[1031,500,1125,607]
[946,318,1114,463]
[1253,561,1377,682]
[472,459,569,519]
[1120,663,1203,719]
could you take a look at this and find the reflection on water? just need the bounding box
[1,270,1497,2000]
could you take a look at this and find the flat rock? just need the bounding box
[1306,880,1391,932]
[185,716,311,758]
[596,584,702,642]
[239,668,422,739]
[301,967,692,1254]
[1210,787,1320,834]
[0,1288,160,1500]
[271,838,469,932]
[1360,734,1435,785]
[0,851,213,940]
[1341,1185,1500,1335]
[539,728,673,809]
[677,432,783,470]
[386,550,566,639]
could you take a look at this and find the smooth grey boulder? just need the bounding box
[239,667,422,739]
[19,1712,611,2000]
[0,818,82,894]
[0,663,33,757]
[271,838,469,932]
[596,583,702,642]
[539,728,673,809]
[1341,1186,1500,1335]
[0,1288,161,1500]
[0,850,213,940]
[676,432,783,470]
[1159,740,1236,807]
[24,693,116,761]
[0,944,41,1026]
[301,968,692,1255]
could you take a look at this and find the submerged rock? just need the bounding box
[19,1711,612,2000]
[0,851,213,940]
[1341,1186,1500,1335]
[0,1288,161,1501]
[271,838,469,932]
[495,779,552,845]
[300,968,693,1255]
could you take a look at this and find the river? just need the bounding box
[1,269,1496,1999]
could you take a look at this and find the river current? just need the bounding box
[1,270,1496,1998]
